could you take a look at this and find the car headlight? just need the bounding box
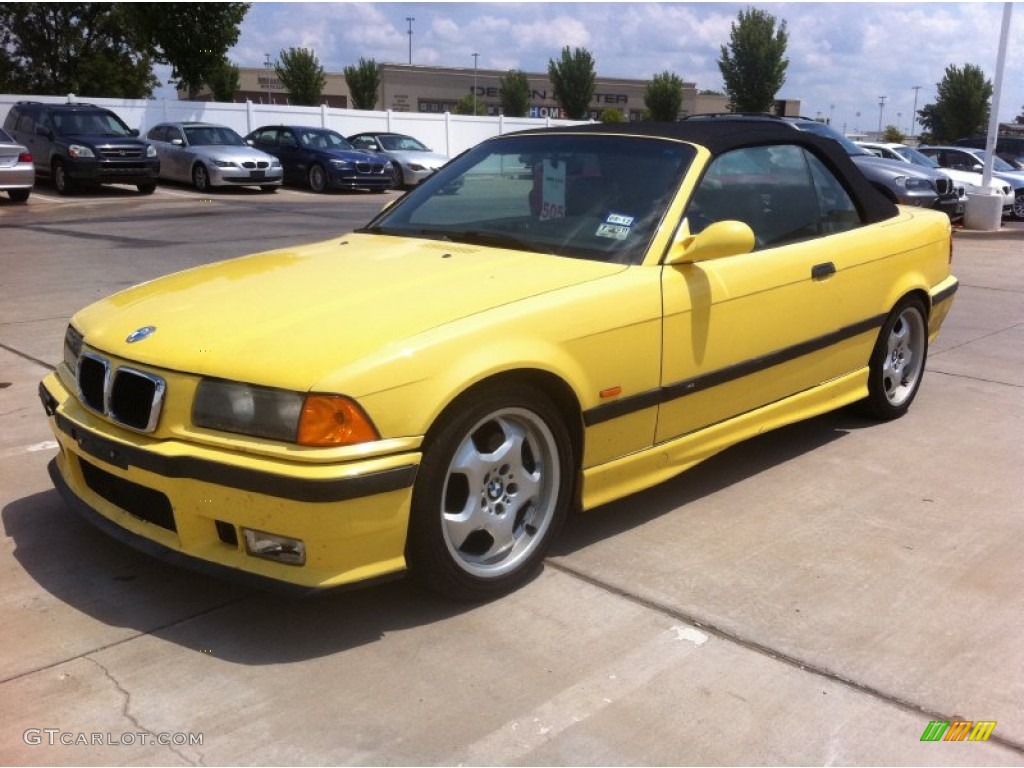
[193,379,380,447]
[894,176,931,191]
[63,325,83,373]
[146,144,158,158]
[408,163,426,172]
[270,159,281,168]
[68,144,95,159]
[329,159,353,169]
[212,159,236,168]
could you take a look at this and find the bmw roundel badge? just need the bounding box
[126,326,157,343]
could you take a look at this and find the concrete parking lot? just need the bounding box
[1,185,1022,765]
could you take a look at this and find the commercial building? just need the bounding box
[193,62,801,120]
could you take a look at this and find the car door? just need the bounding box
[656,143,872,442]
[163,125,190,182]
[273,128,306,182]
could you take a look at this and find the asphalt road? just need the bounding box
[1,184,1022,765]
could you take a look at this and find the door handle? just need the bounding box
[811,262,836,280]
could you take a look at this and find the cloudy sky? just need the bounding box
[201,1,1023,132]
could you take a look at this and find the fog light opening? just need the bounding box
[242,528,306,566]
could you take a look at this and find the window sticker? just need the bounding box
[605,213,634,227]
[596,223,631,240]
[539,160,567,220]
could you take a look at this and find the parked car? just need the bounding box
[0,126,33,203]
[858,141,1012,217]
[917,145,1024,220]
[245,125,391,192]
[3,101,159,195]
[347,131,452,188]
[146,122,282,193]
[954,134,1024,168]
[40,119,957,600]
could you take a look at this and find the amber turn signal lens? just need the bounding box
[297,395,379,447]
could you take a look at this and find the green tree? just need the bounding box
[205,57,241,102]
[124,3,250,99]
[274,47,326,106]
[0,3,157,97]
[548,46,596,120]
[600,108,627,123]
[924,63,992,141]
[882,124,905,143]
[644,71,685,121]
[718,7,789,113]
[454,93,488,115]
[343,58,380,110]
[499,70,531,117]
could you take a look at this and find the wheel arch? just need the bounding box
[422,368,584,472]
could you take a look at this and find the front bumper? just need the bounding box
[39,371,419,591]
[328,171,391,190]
[209,166,284,187]
[67,159,160,186]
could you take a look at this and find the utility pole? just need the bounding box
[472,52,479,115]
[877,95,887,135]
[264,53,273,104]
[910,85,922,138]
[406,17,414,65]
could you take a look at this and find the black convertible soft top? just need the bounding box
[511,118,899,224]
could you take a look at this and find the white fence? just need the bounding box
[0,93,584,159]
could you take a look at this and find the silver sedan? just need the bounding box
[0,127,34,203]
[145,122,283,192]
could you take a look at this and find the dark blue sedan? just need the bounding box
[245,125,393,192]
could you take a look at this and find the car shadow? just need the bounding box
[4,406,876,666]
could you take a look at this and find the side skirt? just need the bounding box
[578,369,869,511]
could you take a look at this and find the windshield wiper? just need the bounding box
[444,230,545,252]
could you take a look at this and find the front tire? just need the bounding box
[858,297,928,420]
[53,160,74,195]
[260,185,278,194]
[192,163,211,192]
[7,189,30,203]
[390,165,403,189]
[1013,191,1024,220]
[407,385,574,600]
[308,164,327,193]
[137,183,156,195]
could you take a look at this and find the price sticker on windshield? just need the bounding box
[539,160,567,220]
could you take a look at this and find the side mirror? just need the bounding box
[171,138,184,146]
[129,128,140,137]
[246,139,254,146]
[35,125,53,139]
[665,220,756,265]
[972,164,984,173]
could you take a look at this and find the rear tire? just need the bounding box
[7,189,30,203]
[406,385,574,601]
[260,185,278,193]
[1013,191,1024,220]
[858,297,928,420]
[137,183,156,195]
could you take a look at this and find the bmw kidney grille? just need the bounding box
[77,352,165,433]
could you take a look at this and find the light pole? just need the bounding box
[897,112,902,135]
[877,95,887,135]
[406,17,414,65]
[830,103,836,126]
[910,85,922,139]
[264,53,273,104]
[472,52,479,115]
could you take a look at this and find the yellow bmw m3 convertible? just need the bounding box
[39,118,958,600]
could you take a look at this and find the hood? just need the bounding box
[58,133,146,146]
[74,232,625,391]
[387,149,449,168]
[191,145,276,163]
[323,148,386,164]
[852,154,944,180]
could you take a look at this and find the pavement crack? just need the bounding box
[0,342,55,371]
[547,559,1024,757]
[84,656,201,766]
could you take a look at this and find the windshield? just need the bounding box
[184,125,245,146]
[298,129,354,151]
[380,135,429,151]
[893,145,940,168]
[362,133,695,265]
[52,110,132,137]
